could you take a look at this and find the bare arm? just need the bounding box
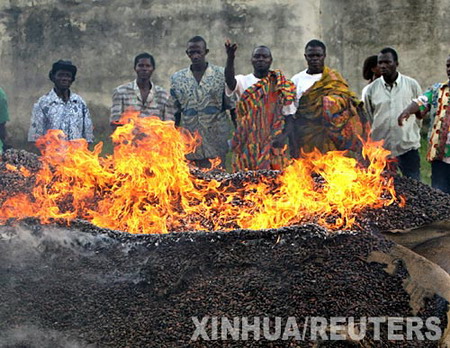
[174,111,182,127]
[224,40,238,92]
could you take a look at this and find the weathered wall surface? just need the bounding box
[321,0,450,96]
[0,0,448,148]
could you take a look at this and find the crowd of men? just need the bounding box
[1,37,450,193]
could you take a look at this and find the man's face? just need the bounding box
[377,52,398,79]
[251,47,272,72]
[304,46,325,74]
[134,58,154,80]
[446,56,450,81]
[53,69,73,90]
[186,41,208,66]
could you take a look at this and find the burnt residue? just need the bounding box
[0,221,446,347]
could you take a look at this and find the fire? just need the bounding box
[0,111,403,234]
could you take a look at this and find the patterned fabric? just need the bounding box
[28,89,94,143]
[110,80,175,124]
[170,64,231,160]
[291,66,367,157]
[414,82,450,163]
[0,87,9,123]
[363,73,422,157]
[290,69,322,106]
[231,69,296,171]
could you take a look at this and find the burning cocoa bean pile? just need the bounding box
[1,148,450,347]
[0,221,448,347]
[1,148,450,234]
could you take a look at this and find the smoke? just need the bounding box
[0,223,116,257]
[0,325,94,348]
[0,222,149,281]
[0,222,155,346]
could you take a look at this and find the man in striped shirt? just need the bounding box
[110,53,175,128]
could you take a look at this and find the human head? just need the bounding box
[48,60,77,83]
[378,47,399,80]
[363,55,381,82]
[251,46,272,75]
[134,52,155,69]
[304,39,326,74]
[133,53,155,81]
[186,36,209,67]
[446,55,450,82]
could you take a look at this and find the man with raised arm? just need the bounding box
[225,41,296,171]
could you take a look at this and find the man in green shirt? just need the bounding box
[398,55,450,193]
[0,87,10,153]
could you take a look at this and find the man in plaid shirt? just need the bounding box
[110,52,175,128]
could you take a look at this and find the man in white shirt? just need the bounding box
[364,47,422,180]
[224,41,296,171]
[290,67,323,106]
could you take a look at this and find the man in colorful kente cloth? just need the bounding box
[288,39,367,159]
[225,41,296,171]
[398,55,450,193]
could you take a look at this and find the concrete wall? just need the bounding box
[0,0,448,149]
[322,0,450,96]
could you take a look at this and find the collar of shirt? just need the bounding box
[381,72,402,90]
[188,63,213,86]
[49,88,77,105]
[132,79,154,103]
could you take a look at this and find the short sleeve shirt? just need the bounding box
[291,69,322,106]
[226,73,296,115]
[28,89,94,143]
[415,82,450,163]
[110,80,175,124]
[170,64,231,160]
[0,87,9,123]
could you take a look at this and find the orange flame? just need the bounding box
[0,111,403,234]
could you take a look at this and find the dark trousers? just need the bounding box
[397,149,421,181]
[431,160,450,194]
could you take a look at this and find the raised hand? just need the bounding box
[225,39,238,59]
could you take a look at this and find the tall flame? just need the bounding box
[0,111,403,234]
